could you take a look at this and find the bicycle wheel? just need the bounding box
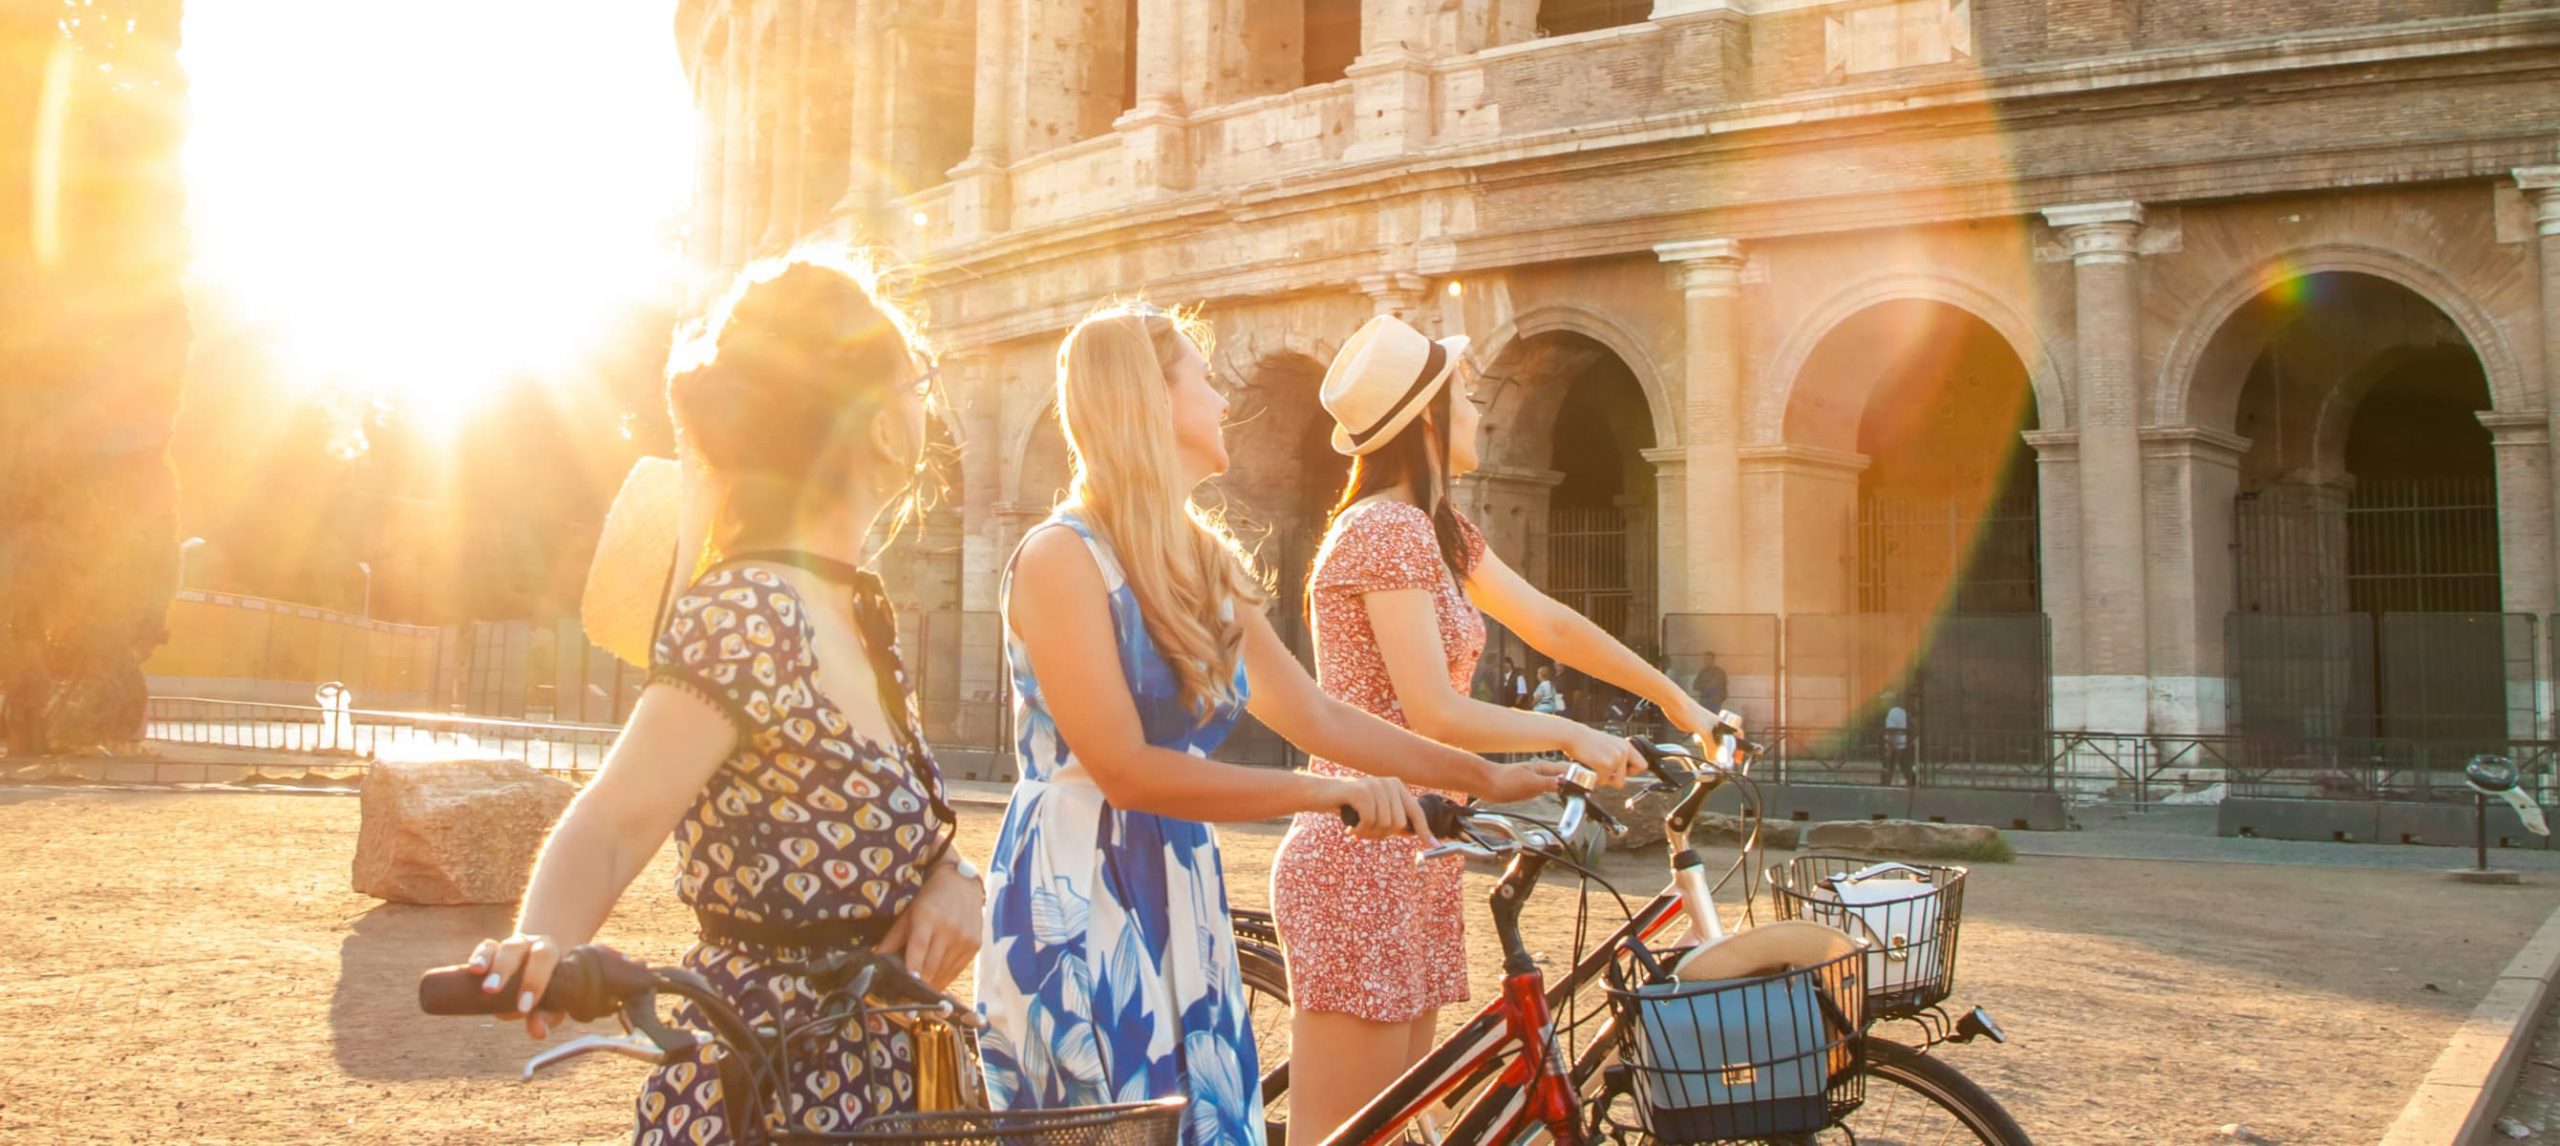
[1237,938,1292,1138]
[1583,1038,2028,1146]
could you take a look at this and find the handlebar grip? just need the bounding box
[418,945,655,1023]
[1340,794,1464,838]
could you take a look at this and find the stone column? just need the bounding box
[1358,272,1429,319]
[765,2,806,248]
[2023,430,2085,731]
[946,0,1012,238]
[951,353,1010,722]
[846,0,886,216]
[720,28,752,268]
[1737,445,1866,616]
[2518,166,2560,638]
[1114,0,1191,194]
[1453,465,1562,577]
[1655,239,1748,615]
[2483,409,2556,739]
[1642,446,1689,633]
[2043,202,2151,733]
[2139,427,2250,736]
[1342,0,1434,161]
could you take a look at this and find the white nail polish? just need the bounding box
[482,972,502,992]
[518,990,535,1013]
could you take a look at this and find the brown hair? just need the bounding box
[665,248,932,562]
[1320,380,1474,581]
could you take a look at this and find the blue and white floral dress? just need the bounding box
[976,512,1264,1146]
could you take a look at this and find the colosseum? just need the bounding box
[668,0,2560,810]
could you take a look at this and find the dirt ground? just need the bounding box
[3,785,2552,1145]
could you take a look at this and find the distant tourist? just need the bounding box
[1532,665,1566,714]
[1691,650,1729,715]
[1882,691,1916,786]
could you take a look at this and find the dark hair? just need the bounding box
[664,252,935,769]
[1320,379,1473,581]
[668,254,928,556]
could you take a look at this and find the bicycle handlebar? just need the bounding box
[419,945,657,1022]
[418,944,966,1028]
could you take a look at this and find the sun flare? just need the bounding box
[180,1,699,427]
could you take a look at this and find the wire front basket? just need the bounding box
[815,1098,1189,1146]
[1601,943,1867,1143]
[1768,855,1968,1019]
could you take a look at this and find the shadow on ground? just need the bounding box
[330,900,561,1081]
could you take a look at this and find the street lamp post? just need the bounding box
[357,562,374,619]
[178,537,207,589]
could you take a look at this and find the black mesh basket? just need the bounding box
[1767,855,1967,1019]
[809,1098,1188,1146]
[1601,943,1867,1143]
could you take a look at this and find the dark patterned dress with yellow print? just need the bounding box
[634,563,957,1145]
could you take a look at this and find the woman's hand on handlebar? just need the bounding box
[1477,757,1575,804]
[882,855,984,991]
[1661,698,1728,743]
[1327,775,1435,843]
[1560,723,1642,788]
[467,933,571,1039]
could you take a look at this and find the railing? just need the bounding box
[1762,725,2057,792]
[143,696,620,777]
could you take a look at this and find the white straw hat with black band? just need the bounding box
[1319,315,1471,457]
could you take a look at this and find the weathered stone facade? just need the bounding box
[671,0,2560,741]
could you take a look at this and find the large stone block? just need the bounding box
[352,758,575,905]
[1802,818,2003,859]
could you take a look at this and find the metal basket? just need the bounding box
[814,1098,1189,1146]
[1601,943,1867,1143]
[1768,855,1968,1019]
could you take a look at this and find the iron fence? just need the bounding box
[1658,614,1780,735]
[142,590,444,708]
[143,696,621,776]
[2228,612,2538,743]
[1765,726,2055,791]
[1780,613,2049,766]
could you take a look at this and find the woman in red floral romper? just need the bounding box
[1271,316,1729,1139]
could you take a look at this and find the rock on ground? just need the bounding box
[1802,818,2000,859]
[1583,784,1799,851]
[352,758,574,904]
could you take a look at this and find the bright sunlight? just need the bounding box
[181,1,698,428]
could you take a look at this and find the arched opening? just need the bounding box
[2225,271,2511,743]
[1304,0,1361,84]
[1783,300,2045,767]
[1536,0,1652,37]
[1208,354,1342,662]
[1015,405,1073,517]
[1477,331,1660,717]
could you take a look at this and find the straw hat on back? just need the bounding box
[579,456,700,668]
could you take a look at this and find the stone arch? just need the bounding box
[1759,271,2066,444]
[1004,397,1073,511]
[1473,301,1678,451]
[2159,244,2532,432]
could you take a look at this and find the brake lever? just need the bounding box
[522,1033,664,1080]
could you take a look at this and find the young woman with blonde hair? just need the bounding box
[1272,315,1731,1140]
[976,303,1565,1146]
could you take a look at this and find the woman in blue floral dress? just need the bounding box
[976,305,1566,1145]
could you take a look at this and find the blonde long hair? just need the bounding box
[1055,303,1269,721]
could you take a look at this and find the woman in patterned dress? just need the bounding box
[468,252,985,1144]
[976,304,1565,1146]
[1272,315,1731,1140]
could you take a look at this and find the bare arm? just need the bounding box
[1239,606,1564,803]
[1008,527,1421,832]
[472,684,737,1033]
[1360,587,1642,783]
[1466,547,1721,736]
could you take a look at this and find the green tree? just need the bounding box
[0,0,191,755]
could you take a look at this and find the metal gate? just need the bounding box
[1856,487,2039,616]
[2236,477,2501,614]
[1546,505,1655,658]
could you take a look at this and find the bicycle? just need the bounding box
[418,943,1185,1144]
[1240,724,2030,1145]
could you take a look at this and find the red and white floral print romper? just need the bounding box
[1270,500,1487,1024]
